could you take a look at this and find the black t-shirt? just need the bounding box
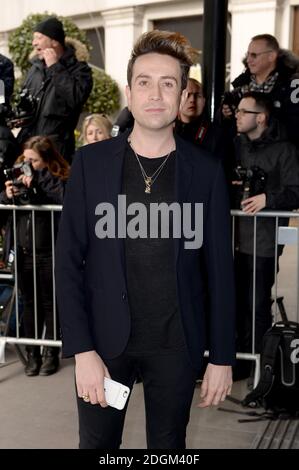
[122,144,186,355]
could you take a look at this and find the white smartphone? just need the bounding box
[104,377,130,410]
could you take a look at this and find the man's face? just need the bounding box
[126,52,182,132]
[246,40,277,77]
[180,79,206,121]
[32,32,54,59]
[235,97,260,134]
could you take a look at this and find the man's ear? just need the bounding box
[50,39,60,49]
[125,85,131,111]
[257,111,267,126]
[268,50,278,66]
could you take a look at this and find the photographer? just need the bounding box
[0,53,14,104]
[0,53,19,188]
[16,17,92,163]
[232,92,299,368]
[0,136,69,376]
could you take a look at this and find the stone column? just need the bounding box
[102,6,145,107]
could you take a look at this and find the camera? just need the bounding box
[7,88,38,128]
[232,165,267,208]
[222,88,243,113]
[4,161,33,204]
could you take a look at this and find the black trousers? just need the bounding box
[235,252,277,354]
[77,349,197,449]
[18,250,58,340]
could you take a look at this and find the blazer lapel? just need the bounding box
[174,136,194,265]
[104,131,130,274]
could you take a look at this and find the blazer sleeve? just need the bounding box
[203,161,236,365]
[55,149,94,357]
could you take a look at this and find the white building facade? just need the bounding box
[1,0,299,105]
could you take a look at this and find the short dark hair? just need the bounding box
[242,91,273,118]
[127,30,194,90]
[251,34,279,52]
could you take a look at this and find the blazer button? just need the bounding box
[122,292,127,301]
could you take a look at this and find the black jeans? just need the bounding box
[235,252,277,353]
[18,250,58,340]
[77,349,197,449]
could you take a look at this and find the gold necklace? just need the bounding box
[129,142,173,194]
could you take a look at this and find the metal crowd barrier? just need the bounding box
[0,204,298,388]
[231,209,299,387]
[0,204,62,364]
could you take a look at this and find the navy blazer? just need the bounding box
[55,131,236,373]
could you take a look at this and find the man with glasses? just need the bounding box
[232,91,299,382]
[221,34,299,148]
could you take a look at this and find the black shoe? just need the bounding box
[39,347,59,376]
[25,352,42,376]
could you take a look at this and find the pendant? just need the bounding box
[145,176,152,194]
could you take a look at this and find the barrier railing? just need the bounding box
[0,204,298,388]
[231,209,299,386]
[0,204,62,364]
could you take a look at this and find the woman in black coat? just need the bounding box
[0,136,69,376]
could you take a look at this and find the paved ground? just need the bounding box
[0,346,268,449]
[0,242,298,449]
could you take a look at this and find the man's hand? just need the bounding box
[198,363,232,407]
[222,104,234,119]
[241,193,266,214]
[42,48,59,67]
[75,350,111,407]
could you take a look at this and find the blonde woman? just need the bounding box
[81,114,112,145]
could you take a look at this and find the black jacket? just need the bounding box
[55,131,236,373]
[0,125,19,190]
[234,121,299,257]
[230,50,299,148]
[175,114,235,178]
[0,53,14,103]
[17,46,92,161]
[0,168,64,254]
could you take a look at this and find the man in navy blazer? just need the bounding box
[56,30,236,449]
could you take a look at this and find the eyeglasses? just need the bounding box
[245,50,273,60]
[235,108,262,116]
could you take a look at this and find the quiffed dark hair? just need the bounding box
[127,30,194,91]
[242,91,273,117]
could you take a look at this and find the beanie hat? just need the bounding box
[34,17,65,45]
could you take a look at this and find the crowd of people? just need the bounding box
[0,16,299,449]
